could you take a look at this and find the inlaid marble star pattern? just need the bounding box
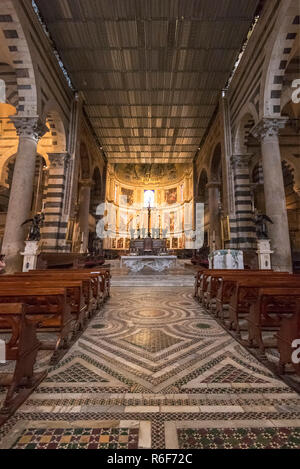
[0,287,300,449]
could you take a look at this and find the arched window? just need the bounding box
[144,190,155,207]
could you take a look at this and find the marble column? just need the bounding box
[78,179,92,253]
[207,181,222,250]
[252,117,292,272]
[2,116,48,273]
[42,153,70,252]
[230,154,256,249]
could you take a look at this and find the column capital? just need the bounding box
[251,117,288,142]
[206,180,221,189]
[230,153,253,169]
[10,116,48,142]
[48,153,70,169]
[79,178,93,188]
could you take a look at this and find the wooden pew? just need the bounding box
[227,276,300,336]
[0,303,47,425]
[0,276,88,331]
[16,271,100,312]
[276,313,300,375]
[63,267,111,300]
[194,269,206,298]
[204,271,278,310]
[0,287,73,360]
[196,269,246,304]
[29,267,111,303]
[247,287,300,354]
[199,270,275,308]
[213,272,291,317]
[36,252,88,270]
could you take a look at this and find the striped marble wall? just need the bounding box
[42,153,70,252]
[229,154,256,249]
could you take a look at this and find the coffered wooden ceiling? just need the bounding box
[35,0,260,163]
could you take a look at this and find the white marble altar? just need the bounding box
[121,255,177,273]
[208,249,244,269]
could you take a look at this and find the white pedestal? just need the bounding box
[209,249,244,269]
[256,239,273,270]
[21,241,40,272]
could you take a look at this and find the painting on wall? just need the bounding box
[222,216,231,242]
[165,187,177,205]
[120,187,134,206]
[179,237,183,249]
[125,238,130,249]
[172,238,178,249]
[166,239,170,249]
[117,238,124,249]
[112,238,116,249]
[170,212,175,232]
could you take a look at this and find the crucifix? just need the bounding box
[147,203,151,237]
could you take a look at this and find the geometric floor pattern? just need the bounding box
[0,286,300,449]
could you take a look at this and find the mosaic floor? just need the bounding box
[1,286,300,449]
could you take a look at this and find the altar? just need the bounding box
[120,255,177,273]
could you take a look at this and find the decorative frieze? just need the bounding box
[230,154,252,170]
[48,153,70,169]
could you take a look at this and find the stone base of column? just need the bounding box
[3,242,25,274]
[256,239,273,270]
[21,241,40,272]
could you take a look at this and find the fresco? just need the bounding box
[120,187,134,205]
[165,187,177,205]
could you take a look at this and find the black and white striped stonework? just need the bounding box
[0,62,19,108]
[230,154,256,249]
[42,153,70,252]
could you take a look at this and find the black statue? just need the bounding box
[255,213,273,239]
[21,212,45,241]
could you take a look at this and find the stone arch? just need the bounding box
[0,1,37,115]
[79,141,91,180]
[260,0,299,118]
[38,110,67,158]
[209,143,222,182]
[41,100,68,151]
[0,144,18,187]
[280,48,300,112]
[90,166,102,215]
[197,168,208,202]
[0,152,17,189]
[281,154,300,191]
[0,63,19,110]
[233,111,257,154]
